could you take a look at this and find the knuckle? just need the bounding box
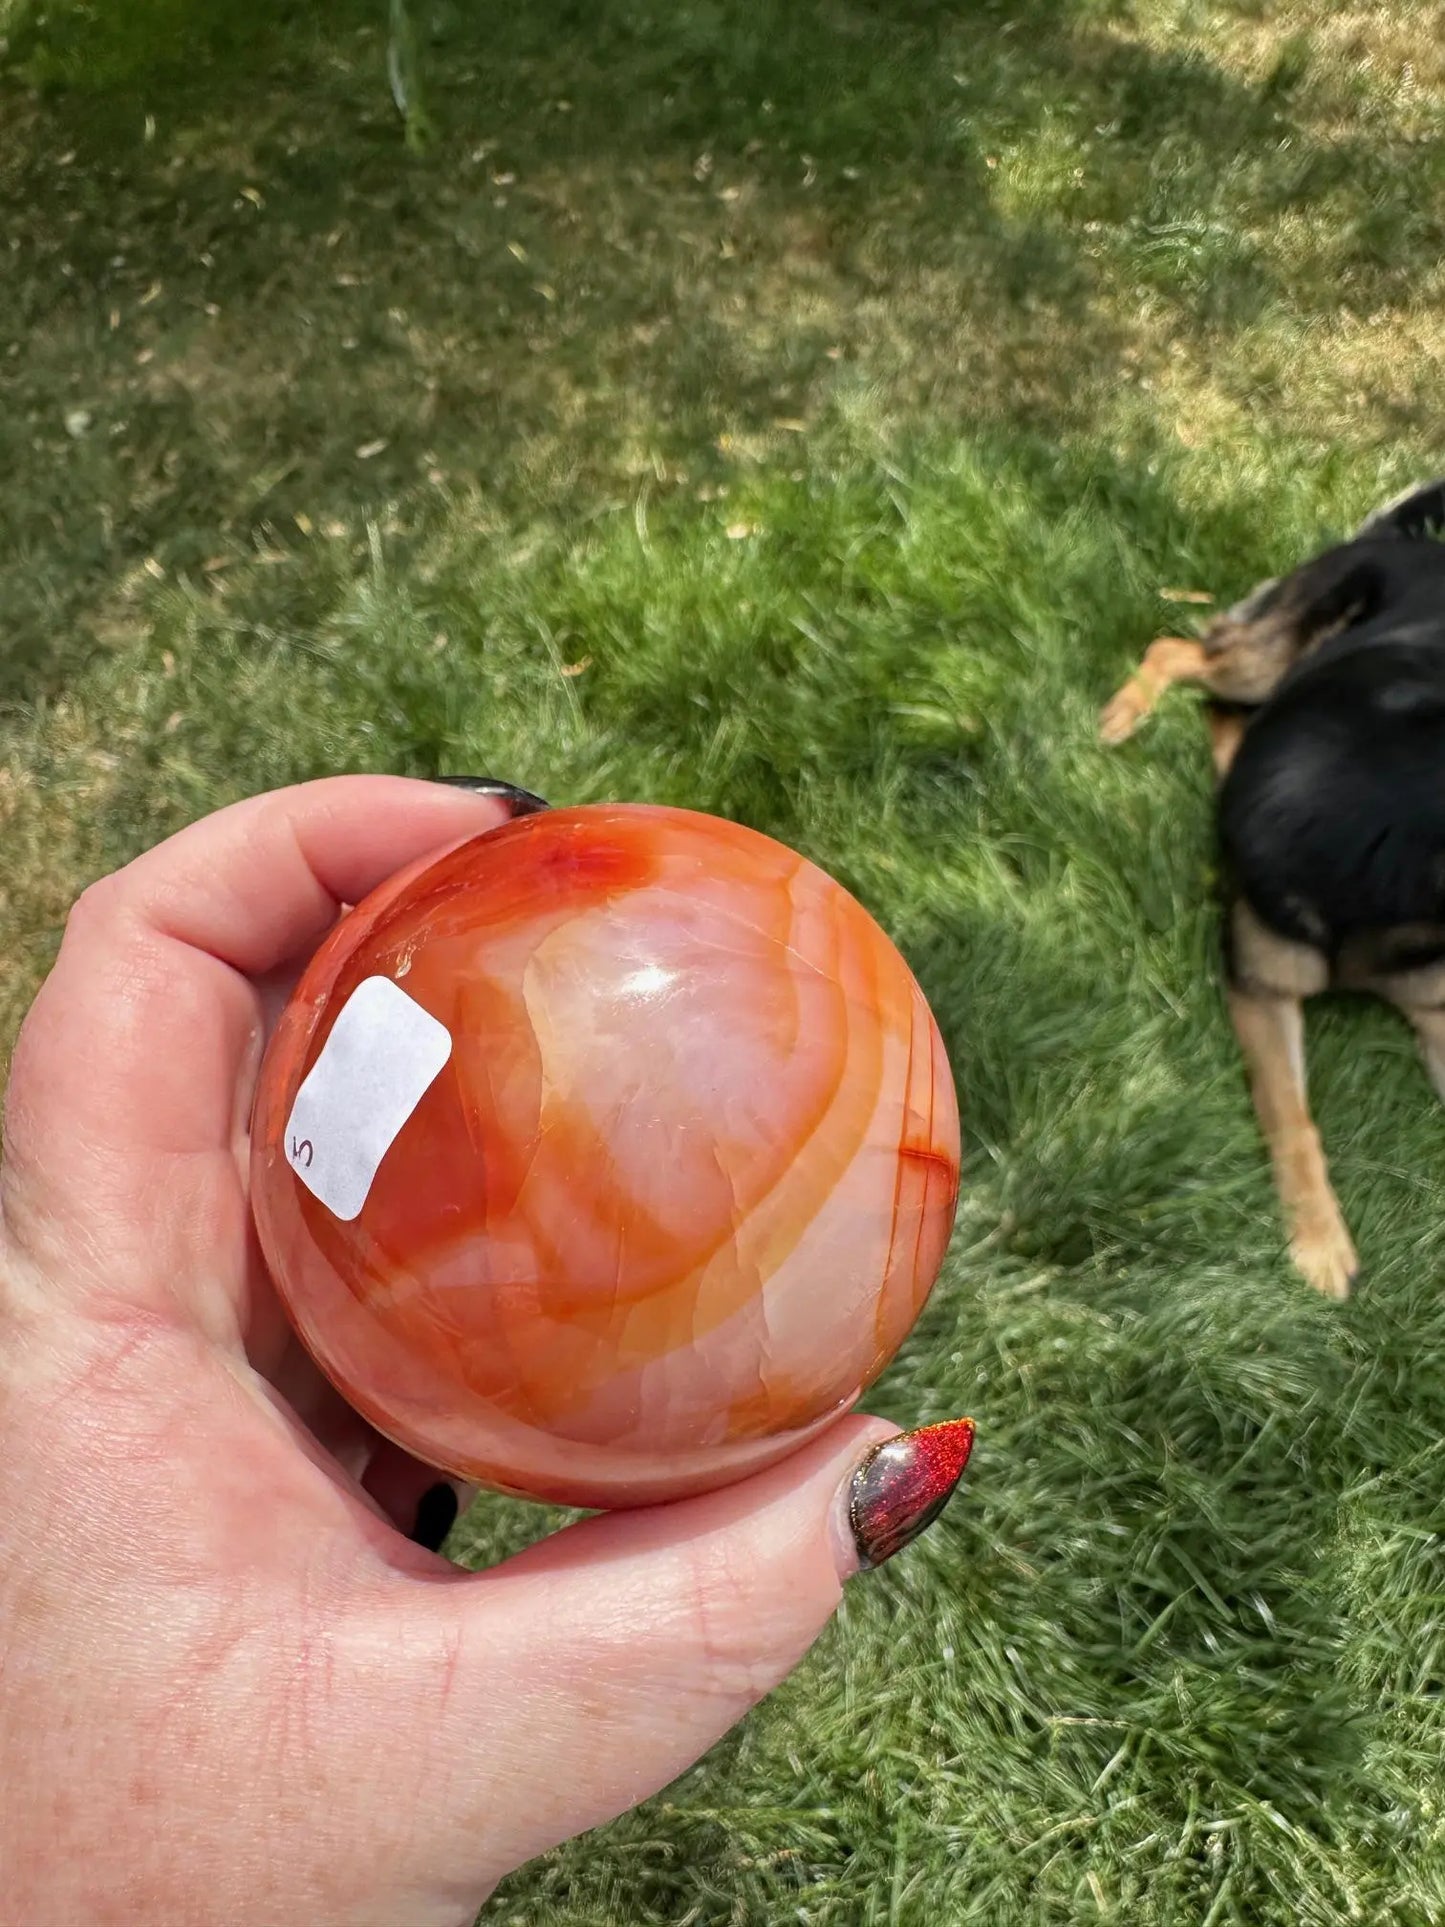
[668,1536,799,1706]
[60,872,126,950]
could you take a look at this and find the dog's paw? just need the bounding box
[1290,1212,1359,1301]
[1098,687,1146,746]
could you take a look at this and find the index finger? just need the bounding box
[1,777,528,1238]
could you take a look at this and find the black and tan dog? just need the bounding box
[1100,479,1445,1298]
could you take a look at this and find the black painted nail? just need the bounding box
[847,1418,975,1572]
[410,1481,460,1551]
[432,776,551,816]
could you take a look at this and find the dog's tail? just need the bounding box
[1354,478,1445,542]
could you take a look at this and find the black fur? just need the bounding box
[1216,489,1445,974]
[1353,477,1445,543]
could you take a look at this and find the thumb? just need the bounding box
[409,1413,975,1883]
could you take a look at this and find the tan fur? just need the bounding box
[1405,1008,1445,1105]
[1225,984,1358,1300]
[1207,708,1248,778]
[1219,905,1355,1298]
[1099,611,1374,1299]
[1099,585,1366,745]
[1097,638,1211,743]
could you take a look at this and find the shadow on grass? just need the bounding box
[3,0,1437,710]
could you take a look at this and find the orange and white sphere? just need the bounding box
[250,804,960,1509]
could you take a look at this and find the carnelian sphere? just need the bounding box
[250,803,960,1509]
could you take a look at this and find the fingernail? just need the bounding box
[845,1419,975,1572]
[410,1481,460,1552]
[432,776,551,817]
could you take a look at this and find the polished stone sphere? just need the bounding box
[250,803,960,1509]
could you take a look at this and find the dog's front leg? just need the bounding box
[1099,638,1211,745]
[1226,905,1358,1298]
[1226,985,1359,1300]
[1206,705,1249,779]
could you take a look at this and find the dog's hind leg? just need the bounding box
[1369,964,1445,1104]
[1099,638,1211,745]
[1410,1012,1445,1105]
[1389,1001,1445,1106]
[1226,905,1357,1299]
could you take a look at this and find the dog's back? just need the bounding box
[1218,487,1445,966]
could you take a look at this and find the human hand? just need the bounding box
[0,777,973,1925]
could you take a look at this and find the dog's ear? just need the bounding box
[1228,549,1383,652]
[1223,574,1282,624]
[1279,551,1384,648]
[1195,549,1380,702]
[1353,477,1445,544]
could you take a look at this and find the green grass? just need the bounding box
[4,1,1445,1920]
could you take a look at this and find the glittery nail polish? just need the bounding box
[847,1419,975,1571]
[431,776,551,816]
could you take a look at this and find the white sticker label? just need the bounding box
[283,976,452,1221]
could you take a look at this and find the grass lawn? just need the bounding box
[3,0,1445,1919]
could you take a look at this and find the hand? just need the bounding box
[0,777,972,1926]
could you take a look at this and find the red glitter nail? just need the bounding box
[847,1418,975,1570]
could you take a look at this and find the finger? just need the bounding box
[393,1415,975,1884]
[258,1339,476,1543]
[266,1333,380,1477]
[0,777,527,1280]
[11,775,520,1139]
